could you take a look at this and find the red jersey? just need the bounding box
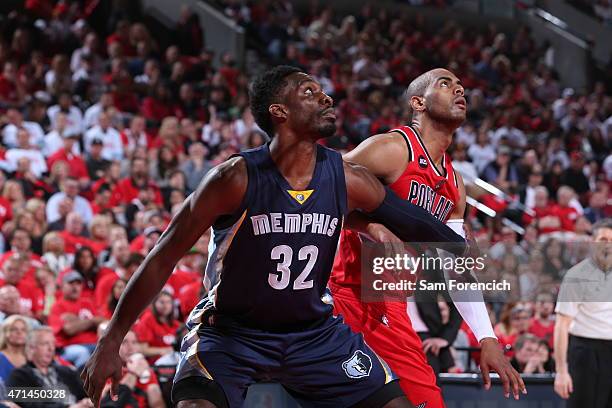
[528,317,555,348]
[49,296,98,348]
[331,126,461,287]
[133,310,180,363]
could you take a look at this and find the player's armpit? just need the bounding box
[105,156,248,341]
[343,132,409,185]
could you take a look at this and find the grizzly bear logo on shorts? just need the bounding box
[342,350,372,379]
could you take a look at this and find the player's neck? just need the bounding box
[269,135,317,190]
[412,119,455,165]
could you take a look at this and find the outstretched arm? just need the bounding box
[344,161,465,247]
[81,156,248,407]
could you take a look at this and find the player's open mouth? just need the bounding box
[454,97,467,109]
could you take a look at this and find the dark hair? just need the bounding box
[125,253,145,269]
[249,65,303,138]
[107,278,127,315]
[73,246,98,276]
[152,291,175,325]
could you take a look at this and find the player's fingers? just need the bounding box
[481,363,491,390]
[507,367,521,400]
[110,374,120,401]
[498,370,511,398]
[568,376,573,395]
[518,371,527,394]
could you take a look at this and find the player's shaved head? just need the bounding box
[404,68,465,126]
[404,68,454,106]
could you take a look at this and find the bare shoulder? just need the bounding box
[190,156,247,214]
[343,131,409,184]
[343,161,385,212]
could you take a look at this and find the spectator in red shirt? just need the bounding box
[494,304,531,356]
[555,185,580,232]
[47,132,90,187]
[58,246,113,301]
[141,83,177,124]
[99,330,165,408]
[110,157,163,208]
[95,252,143,313]
[0,255,43,319]
[134,290,179,364]
[58,212,92,255]
[99,278,127,319]
[49,271,103,369]
[524,186,563,235]
[0,228,42,273]
[528,292,555,349]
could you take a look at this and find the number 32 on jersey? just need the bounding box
[269,245,319,290]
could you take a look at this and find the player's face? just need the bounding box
[285,73,336,140]
[423,70,466,125]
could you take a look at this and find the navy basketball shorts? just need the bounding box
[171,314,404,407]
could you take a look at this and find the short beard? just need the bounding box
[426,100,465,128]
[317,122,337,138]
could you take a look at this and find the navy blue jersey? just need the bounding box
[193,143,348,329]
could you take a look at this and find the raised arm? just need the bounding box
[81,156,248,407]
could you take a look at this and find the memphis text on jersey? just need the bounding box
[251,212,339,237]
[407,180,455,221]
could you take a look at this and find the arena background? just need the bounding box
[0,0,610,407]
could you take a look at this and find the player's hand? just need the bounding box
[366,223,402,243]
[422,337,448,356]
[81,337,123,407]
[479,337,526,400]
[554,371,573,399]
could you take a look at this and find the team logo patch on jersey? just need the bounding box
[342,350,372,379]
[287,189,314,204]
[418,155,428,169]
[433,179,446,191]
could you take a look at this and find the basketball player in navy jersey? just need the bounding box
[81,66,466,408]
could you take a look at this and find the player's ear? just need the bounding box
[410,95,425,113]
[269,104,288,122]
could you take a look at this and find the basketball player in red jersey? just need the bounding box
[331,68,526,407]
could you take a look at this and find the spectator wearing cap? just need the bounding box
[46,132,90,187]
[42,112,81,157]
[554,220,612,406]
[1,108,45,149]
[83,111,123,161]
[46,178,93,226]
[5,128,47,178]
[7,326,92,408]
[47,91,84,136]
[99,330,165,408]
[562,151,590,198]
[48,271,103,369]
[0,314,30,381]
[85,137,111,181]
[134,290,180,364]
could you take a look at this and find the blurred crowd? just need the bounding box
[0,0,609,404]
